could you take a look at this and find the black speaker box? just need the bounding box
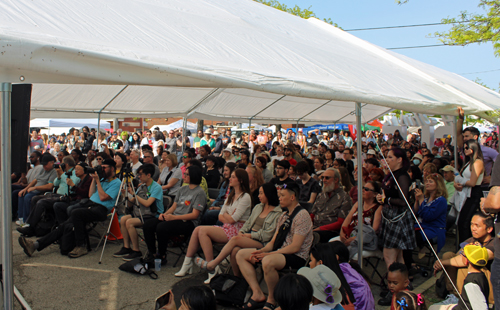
[10,84,32,174]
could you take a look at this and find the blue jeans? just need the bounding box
[491,258,500,310]
[17,190,40,220]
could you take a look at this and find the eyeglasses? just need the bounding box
[97,158,103,161]
[324,285,335,304]
[320,176,333,180]
[362,186,377,192]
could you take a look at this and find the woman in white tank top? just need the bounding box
[455,139,484,242]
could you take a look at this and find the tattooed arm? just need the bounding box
[482,186,500,214]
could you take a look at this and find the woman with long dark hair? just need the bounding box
[455,139,484,242]
[195,183,282,275]
[175,169,252,277]
[130,132,141,150]
[376,147,415,269]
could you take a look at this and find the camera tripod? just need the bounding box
[98,169,143,264]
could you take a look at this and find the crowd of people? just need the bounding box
[13,108,500,310]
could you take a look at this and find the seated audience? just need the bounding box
[256,156,272,183]
[141,150,160,182]
[113,164,164,261]
[429,245,489,310]
[201,162,237,225]
[433,212,494,305]
[311,168,352,243]
[175,169,251,279]
[158,153,182,197]
[270,160,293,187]
[236,182,313,310]
[16,154,57,225]
[246,165,264,207]
[204,155,221,189]
[195,183,282,275]
[19,159,121,258]
[295,161,321,205]
[159,286,217,310]
[141,165,205,264]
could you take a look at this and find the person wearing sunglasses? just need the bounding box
[310,168,353,243]
[454,139,484,243]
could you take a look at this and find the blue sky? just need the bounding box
[278,0,499,90]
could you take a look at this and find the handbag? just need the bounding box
[118,257,158,279]
[272,206,303,251]
[209,274,248,307]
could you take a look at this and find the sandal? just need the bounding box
[262,302,277,310]
[195,257,209,271]
[241,298,266,310]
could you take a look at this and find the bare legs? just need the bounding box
[120,215,142,251]
[236,248,286,308]
[206,235,263,271]
[384,248,404,269]
[185,225,229,261]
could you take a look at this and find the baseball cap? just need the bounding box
[367,149,376,155]
[463,244,488,267]
[277,160,291,170]
[298,265,342,307]
[101,159,116,168]
[212,131,220,136]
[223,147,232,153]
[41,154,56,165]
[204,129,212,134]
[311,150,320,156]
[440,165,454,173]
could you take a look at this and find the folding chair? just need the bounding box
[355,249,386,286]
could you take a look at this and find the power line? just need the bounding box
[459,69,500,75]
[344,21,469,32]
[387,43,448,50]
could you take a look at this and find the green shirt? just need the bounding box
[445,180,455,203]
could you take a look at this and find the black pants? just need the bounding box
[458,185,482,243]
[54,200,83,224]
[37,222,67,251]
[70,204,108,246]
[315,230,339,243]
[26,194,61,228]
[143,218,195,257]
[403,232,426,269]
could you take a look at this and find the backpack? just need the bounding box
[59,223,76,255]
[209,274,249,307]
[435,272,448,299]
[118,258,158,279]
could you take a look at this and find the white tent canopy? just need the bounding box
[1,0,499,124]
[150,120,197,133]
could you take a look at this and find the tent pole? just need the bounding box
[182,117,187,153]
[97,111,101,136]
[249,118,252,135]
[355,102,363,266]
[453,117,458,170]
[1,82,13,310]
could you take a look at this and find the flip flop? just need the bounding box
[241,298,266,310]
[262,302,277,310]
[195,257,209,271]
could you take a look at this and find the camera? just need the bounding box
[54,163,66,171]
[122,162,132,174]
[87,165,104,179]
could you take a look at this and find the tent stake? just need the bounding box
[1,82,13,310]
[355,102,363,266]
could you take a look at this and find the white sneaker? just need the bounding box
[435,294,459,305]
[15,220,23,226]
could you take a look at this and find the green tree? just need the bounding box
[433,1,500,57]
[254,0,338,27]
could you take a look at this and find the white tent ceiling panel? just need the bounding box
[1,0,500,122]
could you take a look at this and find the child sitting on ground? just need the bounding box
[428,244,489,310]
[386,262,411,310]
[394,291,427,310]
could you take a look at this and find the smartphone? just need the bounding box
[155,291,171,310]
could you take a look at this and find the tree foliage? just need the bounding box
[254,0,338,27]
[435,1,500,57]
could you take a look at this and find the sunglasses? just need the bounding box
[464,146,469,150]
[97,158,103,161]
[362,186,377,192]
[324,285,335,304]
[320,176,333,180]
[182,155,189,159]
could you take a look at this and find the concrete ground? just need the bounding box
[10,224,458,310]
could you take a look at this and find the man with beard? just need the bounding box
[19,159,121,258]
[283,147,297,166]
[270,160,293,187]
[310,168,352,242]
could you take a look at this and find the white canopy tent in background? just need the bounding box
[150,120,197,133]
[29,118,111,129]
[2,0,500,308]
